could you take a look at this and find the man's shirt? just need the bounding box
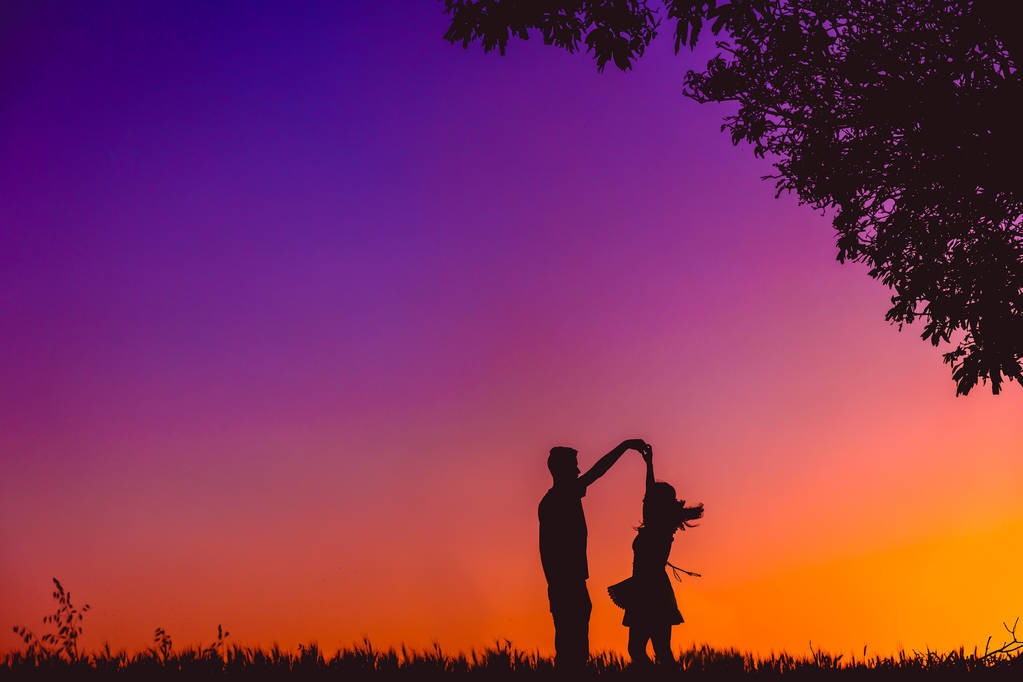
[538,480,588,583]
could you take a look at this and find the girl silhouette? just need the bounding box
[608,444,703,666]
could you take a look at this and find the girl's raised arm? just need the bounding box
[643,444,655,493]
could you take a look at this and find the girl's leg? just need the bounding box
[627,627,652,667]
[651,625,674,665]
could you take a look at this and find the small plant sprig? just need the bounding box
[12,578,90,662]
[203,624,231,659]
[151,624,230,663]
[982,617,1023,663]
[153,627,173,662]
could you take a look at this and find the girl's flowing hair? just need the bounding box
[642,481,704,532]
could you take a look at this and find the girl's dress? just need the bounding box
[615,525,683,627]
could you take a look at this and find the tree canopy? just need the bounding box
[443,0,1023,396]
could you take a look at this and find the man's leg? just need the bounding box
[575,582,591,668]
[549,581,591,670]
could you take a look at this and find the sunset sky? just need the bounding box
[3,2,1022,661]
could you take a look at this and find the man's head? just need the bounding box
[547,446,580,484]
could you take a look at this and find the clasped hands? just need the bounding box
[620,438,654,460]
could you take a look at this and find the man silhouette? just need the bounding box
[539,439,647,670]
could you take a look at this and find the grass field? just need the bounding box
[5,637,1023,681]
[6,579,1022,679]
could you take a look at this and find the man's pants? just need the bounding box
[548,580,592,670]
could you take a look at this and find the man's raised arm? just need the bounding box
[578,438,647,488]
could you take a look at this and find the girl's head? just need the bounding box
[643,481,704,532]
